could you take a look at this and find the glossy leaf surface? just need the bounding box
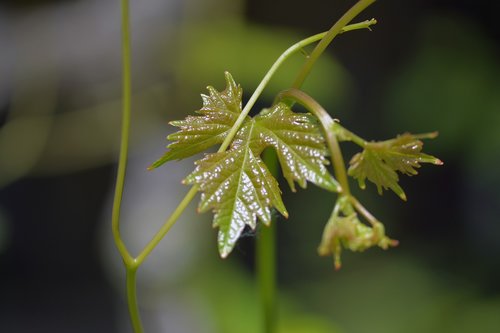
[185,101,338,257]
[348,132,442,200]
[185,122,287,257]
[150,72,242,168]
[254,104,340,192]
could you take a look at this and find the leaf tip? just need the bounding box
[334,255,342,271]
[390,239,399,247]
[218,241,233,259]
[427,131,439,139]
[168,120,180,127]
[149,159,165,170]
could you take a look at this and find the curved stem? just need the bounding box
[135,185,199,264]
[276,89,351,196]
[217,32,324,152]
[292,0,376,89]
[126,266,144,333]
[332,122,368,148]
[112,0,133,266]
[114,1,145,332]
[218,18,377,153]
[348,195,379,226]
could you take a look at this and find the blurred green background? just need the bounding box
[0,0,499,332]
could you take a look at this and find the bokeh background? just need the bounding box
[1,0,499,332]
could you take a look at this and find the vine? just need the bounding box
[112,0,442,332]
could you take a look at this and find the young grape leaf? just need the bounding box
[254,103,340,192]
[348,132,442,200]
[149,72,243,169]
[184,122,287,257]
[185,102,339,257]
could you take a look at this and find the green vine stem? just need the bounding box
[113,0,144,332]
[331,122,368,148]
[349,195,380,227]
[275,89,351,196]
[112,1,377,331]
[275,88,399,269]
[257,222,277,333]
[275,87,403,241]
[126,266,144,333]
[292,0,376,89]
[112,0,133,266]
[218,17,377,153]
[256,1,375,330]
[258,149,280,333]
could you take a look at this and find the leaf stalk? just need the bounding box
[275,89,350,195]
[292,0,377,89]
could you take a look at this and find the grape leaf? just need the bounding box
[185,102,339,257]
[348,149,405,199]
[149,72,243,169]
[348,132,443,200]
[254,103,340,192]
[184,122,287,257]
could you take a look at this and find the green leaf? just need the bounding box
[349,149,406,199]
[348,132,442,200]
[254,103,340,192]
[186,101,338,257]
[149,72,243,169]
[185,121,287,257]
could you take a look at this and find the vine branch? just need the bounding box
[112,0,133,265]
[113,0,144,332]
[292,0,376,89]
[275,88,351,196]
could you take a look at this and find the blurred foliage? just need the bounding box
[191,259,341,333]
[182,251,500,333]
[384,16,500,157]
[0,70,57,187]
[382,14,500,259]
[294,254,500,333]
[173,19,351,112]
[0,82,169,185]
